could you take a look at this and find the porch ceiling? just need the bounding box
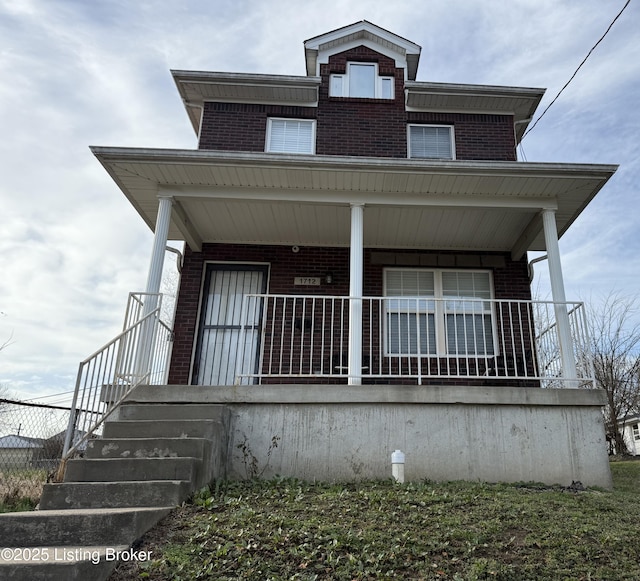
[91,147,617,259]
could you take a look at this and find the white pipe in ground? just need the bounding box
[391,449,405,483]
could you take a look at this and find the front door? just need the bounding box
[193,265,268,385]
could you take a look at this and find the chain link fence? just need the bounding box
[0,398,71,505]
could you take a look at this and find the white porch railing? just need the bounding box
[59,293,173,466]
[234,295,595,388]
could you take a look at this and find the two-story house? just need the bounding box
[87,21,615,486]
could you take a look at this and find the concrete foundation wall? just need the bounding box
[126,385,613,489]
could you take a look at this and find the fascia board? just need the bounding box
[90,146,618,181]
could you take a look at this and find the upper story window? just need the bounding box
[408,125,455,160]
[330,63,394,99]
[633,423,640,441]
[266,118,316,154]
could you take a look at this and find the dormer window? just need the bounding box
[330,63,394,99]
[408,125,455,160]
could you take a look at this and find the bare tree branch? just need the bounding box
[586,293,640,455]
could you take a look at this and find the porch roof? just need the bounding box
[91,147,616,259]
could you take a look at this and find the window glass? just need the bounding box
[329,63,393,99]
[409,126,454,160]
[349,64,375,98]
[380,77,393,99]
[267,119,315,154]
[385,269,494,356]
[385,270,435,355]
[330,76,343,97]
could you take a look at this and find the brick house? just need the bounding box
[90,21,617,486]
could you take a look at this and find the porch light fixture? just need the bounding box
[325,272,334,284]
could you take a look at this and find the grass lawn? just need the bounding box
[110,461,639,580]
[0,470,46,512]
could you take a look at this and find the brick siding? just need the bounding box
[196,46,516,161]
[168,244,530,385]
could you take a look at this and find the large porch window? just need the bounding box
[384,269,496,356]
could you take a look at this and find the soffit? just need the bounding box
[405,82,545,142]
[91,147,616,256]
[172,71,321,133]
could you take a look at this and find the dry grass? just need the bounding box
[110,461,640,580]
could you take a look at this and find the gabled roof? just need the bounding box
[304,20,422,80]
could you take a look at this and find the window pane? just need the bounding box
[349,64,375,98]
[386,270,435,297]
[388,313,436,355]
[268,119,313,153]
[442,271,491,300]
[410,126,453,159]
[381,77,393,99]
[446,314,494,355]
[330,75,343,97]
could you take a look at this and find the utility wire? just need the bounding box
[24,390,75,401]
[522,0,631,140]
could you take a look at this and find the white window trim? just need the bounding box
[265,118,316,154]
[329,62,394,99]
[383,268,497,357]
[407,124,456,160]
[632,423,640,441]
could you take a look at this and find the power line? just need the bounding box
[522,0,631,140]
[24,390,76,402]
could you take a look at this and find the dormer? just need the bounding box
[304,20,422,82]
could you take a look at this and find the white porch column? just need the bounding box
[541,208,578,382]
[135,195,173,381]
[348,203,364,386]
[145,195,174,301]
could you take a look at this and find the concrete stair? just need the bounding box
[0,399,229,580]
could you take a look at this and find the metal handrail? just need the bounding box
[56,293,173,479]
[234,294,595,388]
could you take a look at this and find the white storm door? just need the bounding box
[193,265,267,385]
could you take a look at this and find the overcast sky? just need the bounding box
[0,0,638,404]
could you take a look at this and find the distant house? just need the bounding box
[0,434,45,469]
[87,20,617,487]
[0,430,88,471]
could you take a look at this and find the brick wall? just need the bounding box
[198,103,317,151]
[407,112,516,161]
[168,244,530,384]
[196,46,516,161]
[315,47,407,158]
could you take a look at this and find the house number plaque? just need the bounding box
[294,277,321,286]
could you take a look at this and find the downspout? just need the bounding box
[528,254,548,284]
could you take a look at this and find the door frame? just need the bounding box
[190,262,270,385]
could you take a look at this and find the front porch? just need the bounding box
[63,150,618,486]
[57,289,611,488]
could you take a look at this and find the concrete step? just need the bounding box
[0,507,171,548]
[40,480,194,510]
[0,400,230,580]
[115,403,228,421]
[85,436,210,460]
[64,457,202,483]
[0,545,128,581]
[102,418,222,440]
